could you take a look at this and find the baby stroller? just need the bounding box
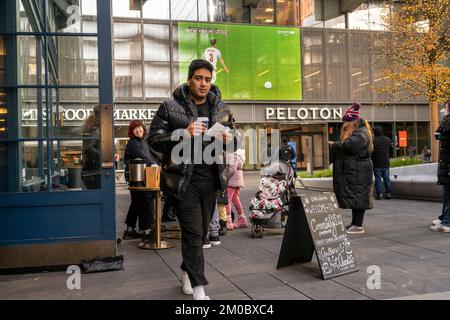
[249,160,296,238]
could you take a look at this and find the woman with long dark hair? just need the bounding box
[123,120,156,240]
[330,103,374,234]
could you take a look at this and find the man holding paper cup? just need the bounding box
[149,59,236,300]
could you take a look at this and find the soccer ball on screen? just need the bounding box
[264,81,272,89]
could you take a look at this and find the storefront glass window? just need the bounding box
[20,88,48,139]
[114,23,142,99]
[198,0,227,22]
[252,0,275,25]
[372,34,391,102]
[114,23,142,61]
[416,122,430,159]
[276,0,297,26]
[324,15,345,29]
[143,23,171,98]
[225,0,248,23]
[18,1,32,32]
[368,2,390,31]
[1,1,105,193]
[300,0,322,27]
[143,0,170,20]
[17,36,45,85]
[114,60,142,99]
[17,0,99,34]
[112,0,141,18]
[171,0,198,21]
[326,31,349,101]
[350,32,371,102]
[143,24,170,62]
[348,3,370,30]
[302,29,325,101]
[395,122,416,158]
[144,62,171,98]
[55,36,99,86]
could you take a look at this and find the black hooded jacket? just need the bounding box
[148,84,236,200]
[330,121,374,210]
[372,126,392,168]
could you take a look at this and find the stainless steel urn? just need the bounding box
[128,158,146,187]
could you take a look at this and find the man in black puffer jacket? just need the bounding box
[431,100,450,233]
[149,59,236,300]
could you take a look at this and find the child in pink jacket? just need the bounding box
[226,149,248,229]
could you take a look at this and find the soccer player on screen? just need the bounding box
[203,38,229,83]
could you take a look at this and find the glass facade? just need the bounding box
[3,0,431,180]
[1,0,102,193]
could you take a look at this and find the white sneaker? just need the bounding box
[209,235,221,246]
[430,224,450,232]
[193,295,211,300]
[346,225,365,234]
[432,219,442,226]
[202,242,211,249]
[181,272,193,295]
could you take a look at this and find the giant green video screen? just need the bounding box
[177,22,302,101]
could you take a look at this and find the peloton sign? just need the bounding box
[265,107,343,121]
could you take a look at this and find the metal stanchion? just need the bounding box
[129,187,176,250]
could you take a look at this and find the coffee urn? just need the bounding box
[128,158,146,187]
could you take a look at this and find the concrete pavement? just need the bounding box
[0,172,449,300]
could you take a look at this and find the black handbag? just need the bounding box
[81,255,124,273]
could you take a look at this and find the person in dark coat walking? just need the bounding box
[431,100,450,233]
[81,105,101,189]
[149,59,236,300]
[123,120,156,241]
[372,126,392,200]
[330,102,374,235]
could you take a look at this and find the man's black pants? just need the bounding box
[175,179,216,287]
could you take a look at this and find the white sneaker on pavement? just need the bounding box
[181,271,193,295]
[345,225,365,234]
[430,224,450,233]
[194,295,210,300]
[432,219,442,226]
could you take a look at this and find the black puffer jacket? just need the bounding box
[330,125,374,210]
[149,84,236,200]
[437,115,450,185]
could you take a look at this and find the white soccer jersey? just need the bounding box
[203,47,221,70]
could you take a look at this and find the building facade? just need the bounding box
[106,0,428,170]
[0,0,116,269]
[0,0,431,268]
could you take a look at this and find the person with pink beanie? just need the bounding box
[226,149,248,229]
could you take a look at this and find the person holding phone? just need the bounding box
[149,59,236,300]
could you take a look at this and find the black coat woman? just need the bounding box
[123,120,156,241]
[330,103,374,234]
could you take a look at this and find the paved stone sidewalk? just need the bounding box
[0,172,449,300]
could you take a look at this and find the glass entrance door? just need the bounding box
[0,0,116,269]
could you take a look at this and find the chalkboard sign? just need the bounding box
[277,192,358,280]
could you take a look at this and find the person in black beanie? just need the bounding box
[329,103,374,235]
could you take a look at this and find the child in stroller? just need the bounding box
[249,160,295,238]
